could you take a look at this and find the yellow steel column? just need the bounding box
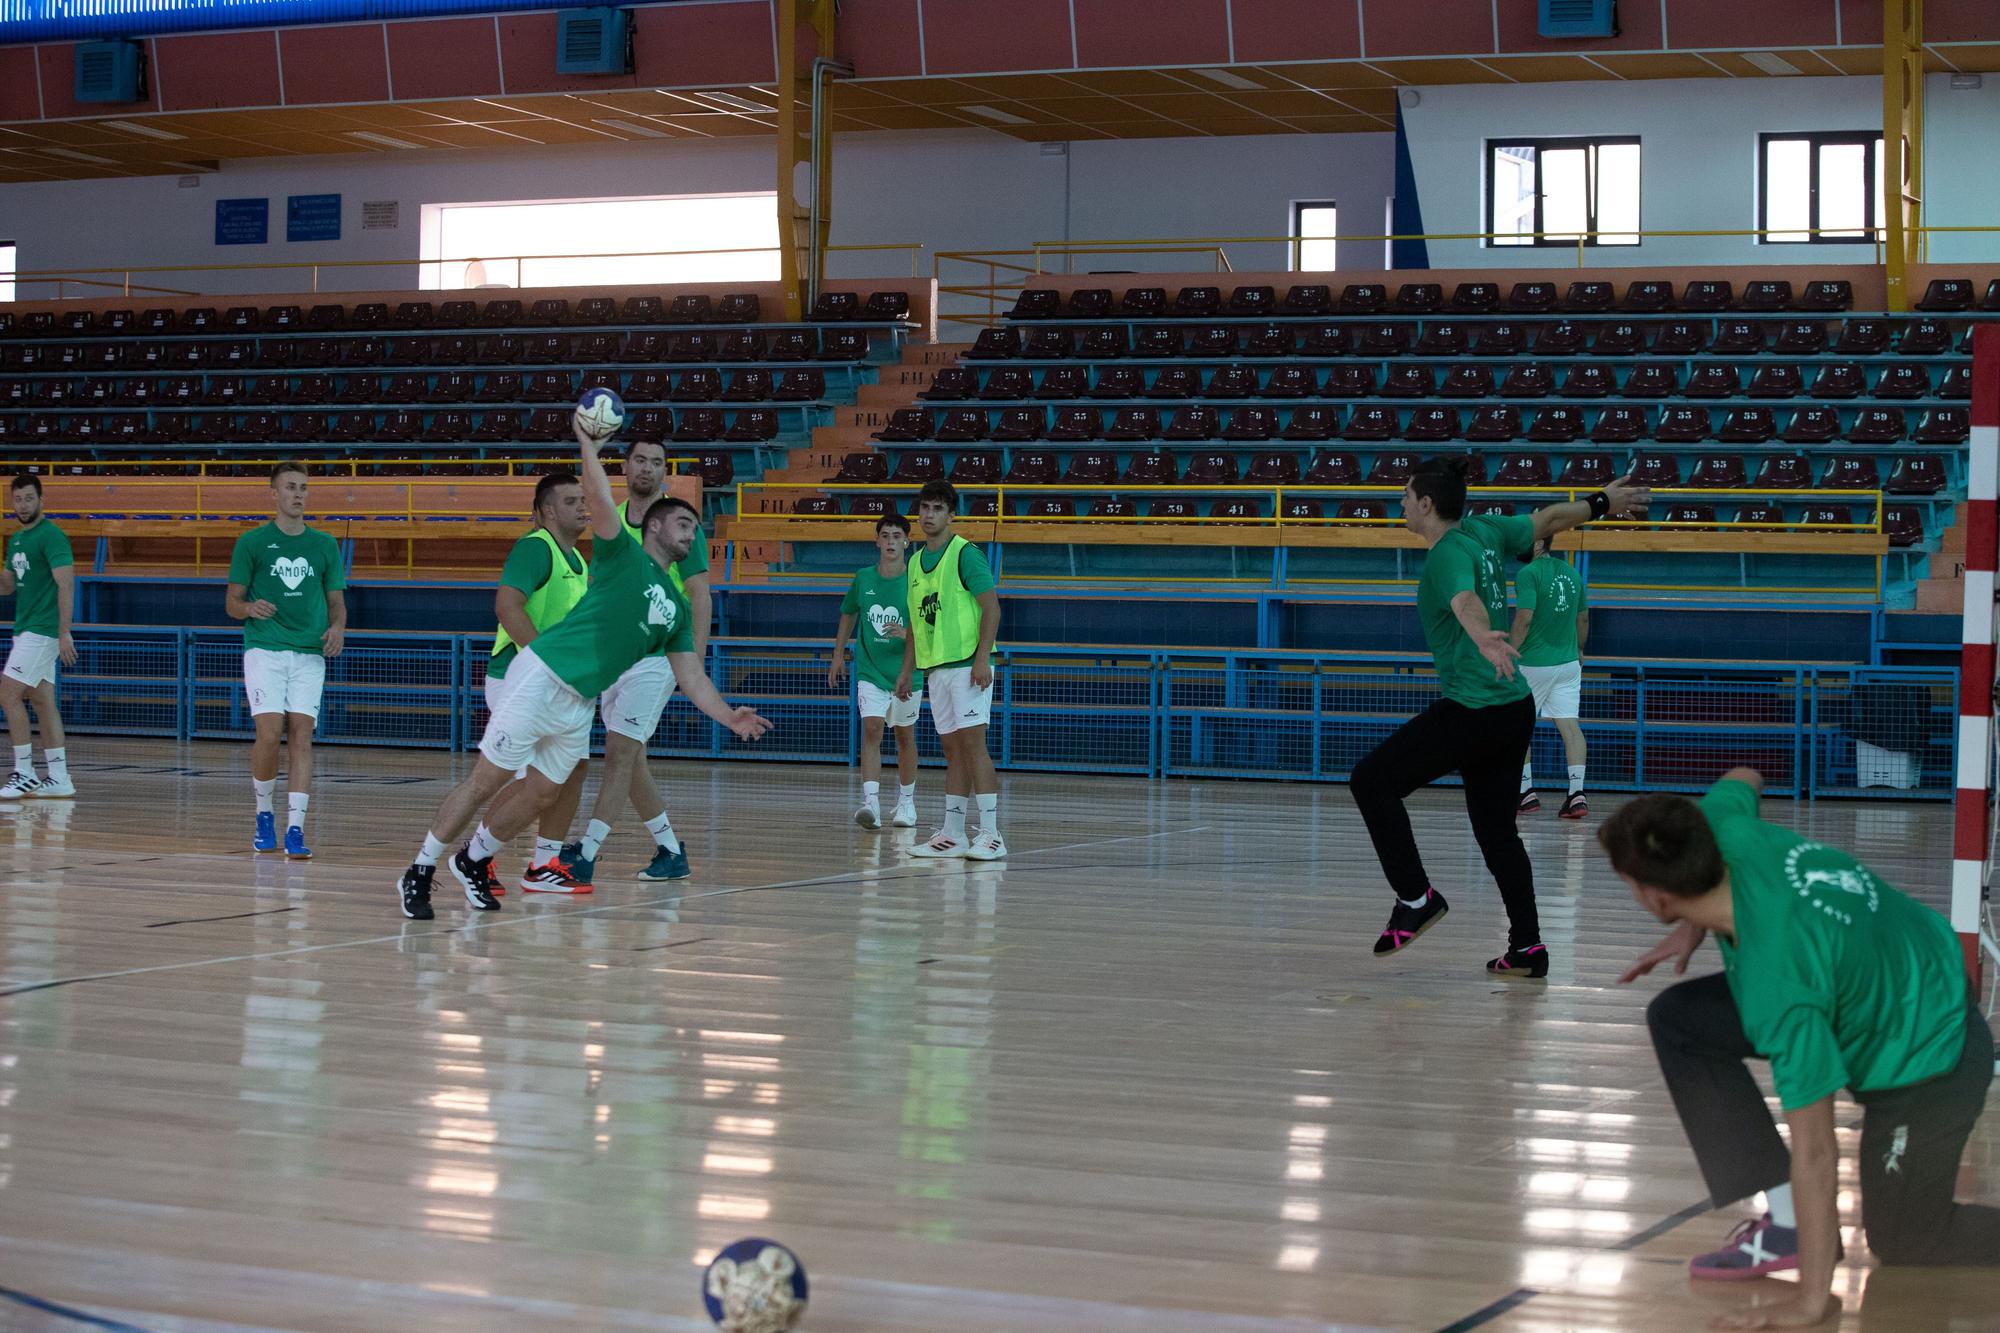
[1882,0,1924,311]
[775,0,837,322]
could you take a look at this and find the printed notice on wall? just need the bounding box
[286,193,342,243]
[214,198,269,246]
[362,200,400,231]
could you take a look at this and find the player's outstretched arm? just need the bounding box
[1531,474,1650,544]
[574,420,622,543]
[1720,766,1764,794]
[668,651,773,741]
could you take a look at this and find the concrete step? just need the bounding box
[1915,578,1964,614]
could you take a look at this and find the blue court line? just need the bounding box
[0,1284,153,1333]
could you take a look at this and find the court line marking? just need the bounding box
[145,907,298,929]
[1432,1286,1538,1333]
[0,825,1209,999]
[0,1282,153,1333]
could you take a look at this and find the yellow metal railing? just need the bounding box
[936,225,2000,327]
[10,243,926,299]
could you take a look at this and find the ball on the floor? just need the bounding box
[574,386,625,440]
[702,1238,808,1333]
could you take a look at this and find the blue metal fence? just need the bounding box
[7,628,1960,799]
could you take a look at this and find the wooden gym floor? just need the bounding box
[0,739,1994,1333]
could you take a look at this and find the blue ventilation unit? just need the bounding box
[556,7,631,75]
[1539,0,1617,38]
[74,40,144,104]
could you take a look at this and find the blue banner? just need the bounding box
[213,198,268,247]
[286,193,341,243]
[0,0,613,44]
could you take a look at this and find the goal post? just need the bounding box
[1953,323,2000,992]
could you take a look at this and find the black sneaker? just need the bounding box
[399,863,435,920]
[1373,888,1449,956]
[1558,792,1588,821]
[1517,790,1541,814]
[1487,943,1550,980]
[448,849,502,911]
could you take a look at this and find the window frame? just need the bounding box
[0,241,14,304]
[1289,200,1338,272]
[1757,131,1884,245]
[1485,135,1642,249]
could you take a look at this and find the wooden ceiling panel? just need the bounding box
[1258,61,1405,89]
[1281,113,1396,133]
[1494,54,1618,81]
[1934,43,2000,70]
[1592,52,1731,79]
[1220,88,1349,117]
[1063,69,1206,95]
[1365,57,1511,83]
[1028,95,1165,123]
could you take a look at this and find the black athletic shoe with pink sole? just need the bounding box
[1486,943,1550,979]
[398,863,435,920]
[1558,793,1588,820]
[1373,888,1449,956]
[1517,791,1541,814]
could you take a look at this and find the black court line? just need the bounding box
[1432,1286,1539,1333]
[1608,1197,1716,1252]
[145,907,298,929]
[0,1283,153,1332]
[629,936,711,953]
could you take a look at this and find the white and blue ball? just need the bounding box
[702,1238,808,1333]
[574,386,626,440]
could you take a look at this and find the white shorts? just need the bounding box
[599,654,677,742]
[1521,660,1583,719]
[483,663,519,716]
[243,647,326,720]
[2,631,59,689]
[477,649,593,784]
[926,664,992,736]
[858,679,921,728]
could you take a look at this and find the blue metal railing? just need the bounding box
[10,629,1960,799]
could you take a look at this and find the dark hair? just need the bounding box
[916,480,957,512]
[1597,794,1726,897]
[640,494,699,542]
[9,474,40,496]
[532,470,580,519]
[625,438,668,463]
[1520,535,1551,566]
[875,512,911,537]
[270,460,307,485]
[1406,456,1470,522]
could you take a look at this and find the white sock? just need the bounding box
[862,780,881,803]
[899,783,916,803]
[581,818,611,861]
[12,744,33,778]
[643,810,679,853]
[287,791,308,831]
[417,832,447,867]
[943,796,968,841]
[468,823,504,862]
[43,747,67,783]
[1764,1183,1797,1228]
[534,837,563,864]
[1521,759,1534,794]
[254,777,276,816]
[975,791,998,835]
[1568,764,1586,796]
[1399,890,1431,910]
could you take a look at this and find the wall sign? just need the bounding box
[361,200,400,231]
[286,193,341,243]
[214,198,269,246]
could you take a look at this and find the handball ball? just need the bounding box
[574,386,626,440]
[702,1238,808,1333]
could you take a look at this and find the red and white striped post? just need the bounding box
[1952,324,2000,990]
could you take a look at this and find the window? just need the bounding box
[419,194,779,291]
[1290,201,1337,271]
[1488,137,1640,247]
[0,243,13,303]
[1759,133,1886,243]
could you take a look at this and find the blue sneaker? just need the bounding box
[253,811,278,853]
[637,844,691,881]
[284,825,311,860]
[558,840,595,889]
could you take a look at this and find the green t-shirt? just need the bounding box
[841,564,924,692]
[6,519,73,638]
[228,521,345,654]
[1702,778,1968,1111]
[529,527,692,699]
[1416,514,1534,709]
[916,538,996,672]
[491,533,586,681]
[1514,555,1587,668]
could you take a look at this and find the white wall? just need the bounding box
[1400,73,2000,270]
[0,127,1394,320]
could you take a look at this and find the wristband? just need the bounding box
[1586,490,1612,521]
